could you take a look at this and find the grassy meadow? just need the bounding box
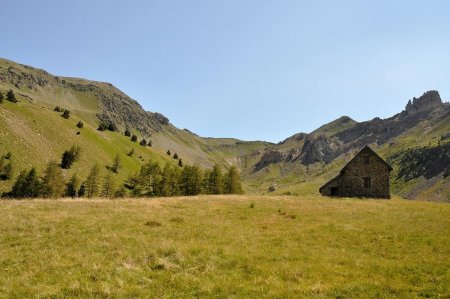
[0,195,449,298]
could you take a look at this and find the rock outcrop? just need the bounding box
[405,90,442,116]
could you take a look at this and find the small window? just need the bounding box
[364,177,371,188]
[364,156,369,164]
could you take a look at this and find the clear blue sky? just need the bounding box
[2,1,449,142]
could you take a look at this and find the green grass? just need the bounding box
[0,195,448,298]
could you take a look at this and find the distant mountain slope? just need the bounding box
[241,91,450,201]
[1,57,449,200]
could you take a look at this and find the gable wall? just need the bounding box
[340,148,390,198]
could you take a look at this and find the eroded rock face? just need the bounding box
[255,150,285,171]
[152,112,170,125]
[300,135,337,164]
[405,90,442,116]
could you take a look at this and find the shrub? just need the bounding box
[61,145,81,169]
[76,121,84,128]
[127,148,135,157]
[131,134,138,142]
[140,139,147,146]
[98,123,108,131]
[61,110,71,119]
[54,106,62,112]
[6,89,17,103]
[124,129,131,137]
[0,92,3,104]
[167,150,171,156]
[108,122,118,132]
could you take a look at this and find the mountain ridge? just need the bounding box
[1,57,449,200]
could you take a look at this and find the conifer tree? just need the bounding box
[224,166,243,194]
[101,172,116,198]
[78,182,86,197]
[160,163,180,196]
[178,159,183,167]
[0,155,13,180]
[76,121,84,128]
[140,139,147,146]
[124,129,131,137]
[65,174,80,198]
[9,168,41,198]
[61,145,81,169]
[0,91,3,104]
[61,109,71,119]
[85,164,101,197]
[131,134,138,142]
[207,164,223,194]
[111,154,121,173]
[173,153,178,159]
[137,162,161,196]
[8,170,27,198]
[41,161,65,198]
[167,150,171,156]
[6,89,17,103]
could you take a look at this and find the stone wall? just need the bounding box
[320,147,391,199]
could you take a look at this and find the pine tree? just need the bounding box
[8,170,27,198]
[54,106,62,112]
[6,89,17,103]
[167,150,171,156]
[131,134,138,142]
[85,164,101,197]
[65,174,80,198]
[0,91,3,104]
[140,139,147,146]
[178,159,183,167]
[137,162,162,196]
[1,163,12,180]
[41,161,66,198]
[78,182,86,197]
[124,129,131,137]
[76,121,84,128]
[173,153,179,159]
[207,164,223,194]
[224,166,243,194]
[61,110,71,119]
[160,163,180,196]
[23,168,41,197]
[0,155,12,180]
[101,172,116,198]
[9,168,42,198]
[61,145,81,169]
[111,154,121,173]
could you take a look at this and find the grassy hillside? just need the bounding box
[0,195,448,298]
[0,58,267,194]
[0,99,175,193]
[1,57,449,200]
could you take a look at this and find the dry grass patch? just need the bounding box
[0,195,449,298]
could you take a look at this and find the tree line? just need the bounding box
[1,148,243,199]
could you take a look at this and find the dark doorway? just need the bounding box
[330,187,339,196]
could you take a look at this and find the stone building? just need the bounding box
[319,146,392,199]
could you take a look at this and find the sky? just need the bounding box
[1,1,450,142]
